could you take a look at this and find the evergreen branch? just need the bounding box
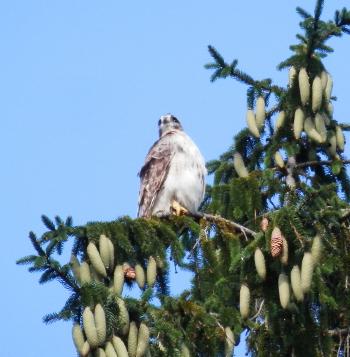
[304,6,350,52]
[340,123,350,131]
[327,328,350,337]
[43,312,64,324]
[340,208,350,221]
[296,7,312,20]
[46,239,58,257]
[209,69,222,82]
[250,299,265,320]
[39,269,57,284]
[316,26,343,45]
[54,216,64,226]
[295,159,350,169]
[206,46,285,97]
[305,0,324,60]
[296,34,308,43]
[209,312,235,346]
[16,255,38,265]
[207,45,227,68]
[266,104,280,119]
[290,221,305,247]
[44,257,79,293]
[29,232,45,257]
[41,215,56,231]
[280,4,350,69]
[65,216,73,227]
[188,212,257,237]
[335,8,350,29]
[29,266,47,273]
[228,67,285,97]
[161,212,257,238]
[314,0,324,22]
[203,63,220,70]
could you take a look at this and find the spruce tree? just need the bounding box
[18,1,350,356]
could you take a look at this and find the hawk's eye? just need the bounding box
[172,117,179,123]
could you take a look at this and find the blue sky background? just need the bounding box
[1,1,349,356]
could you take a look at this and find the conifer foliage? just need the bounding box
[18,1,350,356]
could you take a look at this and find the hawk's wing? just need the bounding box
[138,132,176,217]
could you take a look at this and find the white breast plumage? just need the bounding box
[138,128,206,217]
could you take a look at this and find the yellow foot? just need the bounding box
[171,200,188,216]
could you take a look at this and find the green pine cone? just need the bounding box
[83,306,99,349]
[135,264,145,289]
[136,322,150,357]
[224,326,234,357]
[255,96,265,129]
[239,284,250,319]
[246,109,260,138]
[233,152,249,178]
[94,304,107,345]
[146,256,157,287]
[80,261,92,284]
[291,265,304,302]
[298,68,310,105]
[128,321,138,357]
[312,76,322,112]
[293,108,304,139]
[116,297,130,335]
[301,252,314,293]
[87,242,107,278]
[105,341,118,357]
[278,273,290,309]
[113,265,125,295]
[112,335,129,357]
[254,248,266,280]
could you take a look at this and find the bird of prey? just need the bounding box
[138,114,207,218]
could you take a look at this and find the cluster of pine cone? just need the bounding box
[233,67,344,181]
[239,219,322,320]
[70,234,159,357]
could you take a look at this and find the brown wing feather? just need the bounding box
[138,132,176,217]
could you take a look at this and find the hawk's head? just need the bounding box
[158,114,183,137]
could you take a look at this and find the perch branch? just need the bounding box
[189,212,257,237]
[327,328,350,337]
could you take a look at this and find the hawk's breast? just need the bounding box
[152,131,206,214]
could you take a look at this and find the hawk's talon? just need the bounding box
[171,200,188,216]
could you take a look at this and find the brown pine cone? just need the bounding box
[271,227,283,258]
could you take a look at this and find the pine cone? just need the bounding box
[293,107,304,139]
[271,227,283,258]
[260,217,269,232]
[255,96,266,130]
[298,68,310,105]
[233,152,249,178]
[336,126,345,151]
[274,111,286,131]
[123,263,136,279]
[128,322,138,357]
[112,335,129,357]
[246,109,260,138]
[325,73,333,102]
[291,265,304,302]
[113,265,125,295]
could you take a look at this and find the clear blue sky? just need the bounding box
[1,1,349,356]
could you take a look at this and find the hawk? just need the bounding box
[138,114,207,218]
